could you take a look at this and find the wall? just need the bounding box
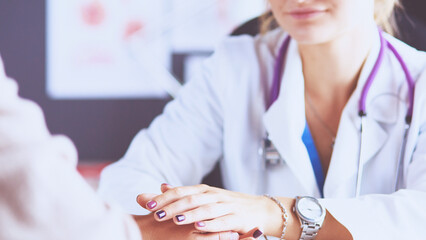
[0,1,170,162]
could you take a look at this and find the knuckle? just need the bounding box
[212,192,225,202]
[186,195,198,205]
[173,200,185,211]
[173,187,185,197]
[203,204,215,215]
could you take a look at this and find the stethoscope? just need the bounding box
[259,29,416,197]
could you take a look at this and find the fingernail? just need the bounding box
[146,200,157,209]
[175,215,185,222]
[156,210,166,219]
[196,221,206,227]
[253,230,263,238]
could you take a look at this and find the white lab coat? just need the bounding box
[0,57,141,240]
[98,29,426,239]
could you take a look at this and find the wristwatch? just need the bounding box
[293,196,326,240]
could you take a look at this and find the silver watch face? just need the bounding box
[296,197,324,222]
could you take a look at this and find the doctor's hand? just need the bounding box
[136,184,281,237]
[132,214,262,240]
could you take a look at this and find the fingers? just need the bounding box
[194,214,242,233]
[136,183,172,208]
[192,229,263,240]
[194,231,239,240]
[156,193,223,222]
[142,184,211,212]
[161,183,173,193]
[173,202,232,225]
[168,193,228,223]
[239,228,264,239]
[136,193,158,209]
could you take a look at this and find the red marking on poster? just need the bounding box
[124,20,145,40]
[81,1,105,26]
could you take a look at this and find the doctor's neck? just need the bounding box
[298,23,377,101]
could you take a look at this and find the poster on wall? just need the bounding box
[46,0,265,99]
[168,0,266,52]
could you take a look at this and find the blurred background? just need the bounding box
[0,0,425,188]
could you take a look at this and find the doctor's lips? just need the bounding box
[287,8,327,20]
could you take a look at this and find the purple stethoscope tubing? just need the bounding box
[270,30,415,120]
[268,29,415,196]
[269,36,291,109]
[359,29,416,123]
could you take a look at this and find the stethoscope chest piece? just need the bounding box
[259,135,285,166]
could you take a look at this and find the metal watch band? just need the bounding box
[299,222,321,240]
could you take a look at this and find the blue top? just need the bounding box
[302,124,325,198]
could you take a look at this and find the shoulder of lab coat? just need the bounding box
[0,60,141,240]
[97,30,286,214]
[319,36,426,239]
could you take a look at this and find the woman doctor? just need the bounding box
[99,0,426,239]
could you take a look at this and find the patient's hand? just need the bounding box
[133,214,245,240]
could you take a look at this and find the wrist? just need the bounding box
[261,195,282,236]
[281,198,301,239]
[262,196,299,238]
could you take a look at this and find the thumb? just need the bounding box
[239,228,264,239]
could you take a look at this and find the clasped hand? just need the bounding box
[137,184,273,239]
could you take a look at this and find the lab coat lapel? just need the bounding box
[263,39,319,196]
[325,31,397,197]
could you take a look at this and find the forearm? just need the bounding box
[315,210,353,240]
[265,197,352,240]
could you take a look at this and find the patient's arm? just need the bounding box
[0,58,141,240]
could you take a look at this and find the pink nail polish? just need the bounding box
[146,200,157,209]
[196,221,206,227]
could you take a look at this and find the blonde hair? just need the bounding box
[261,0,400,35]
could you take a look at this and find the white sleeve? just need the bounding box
[98,44,228,214]
[0,59,141,240]
[319,72,426,240]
